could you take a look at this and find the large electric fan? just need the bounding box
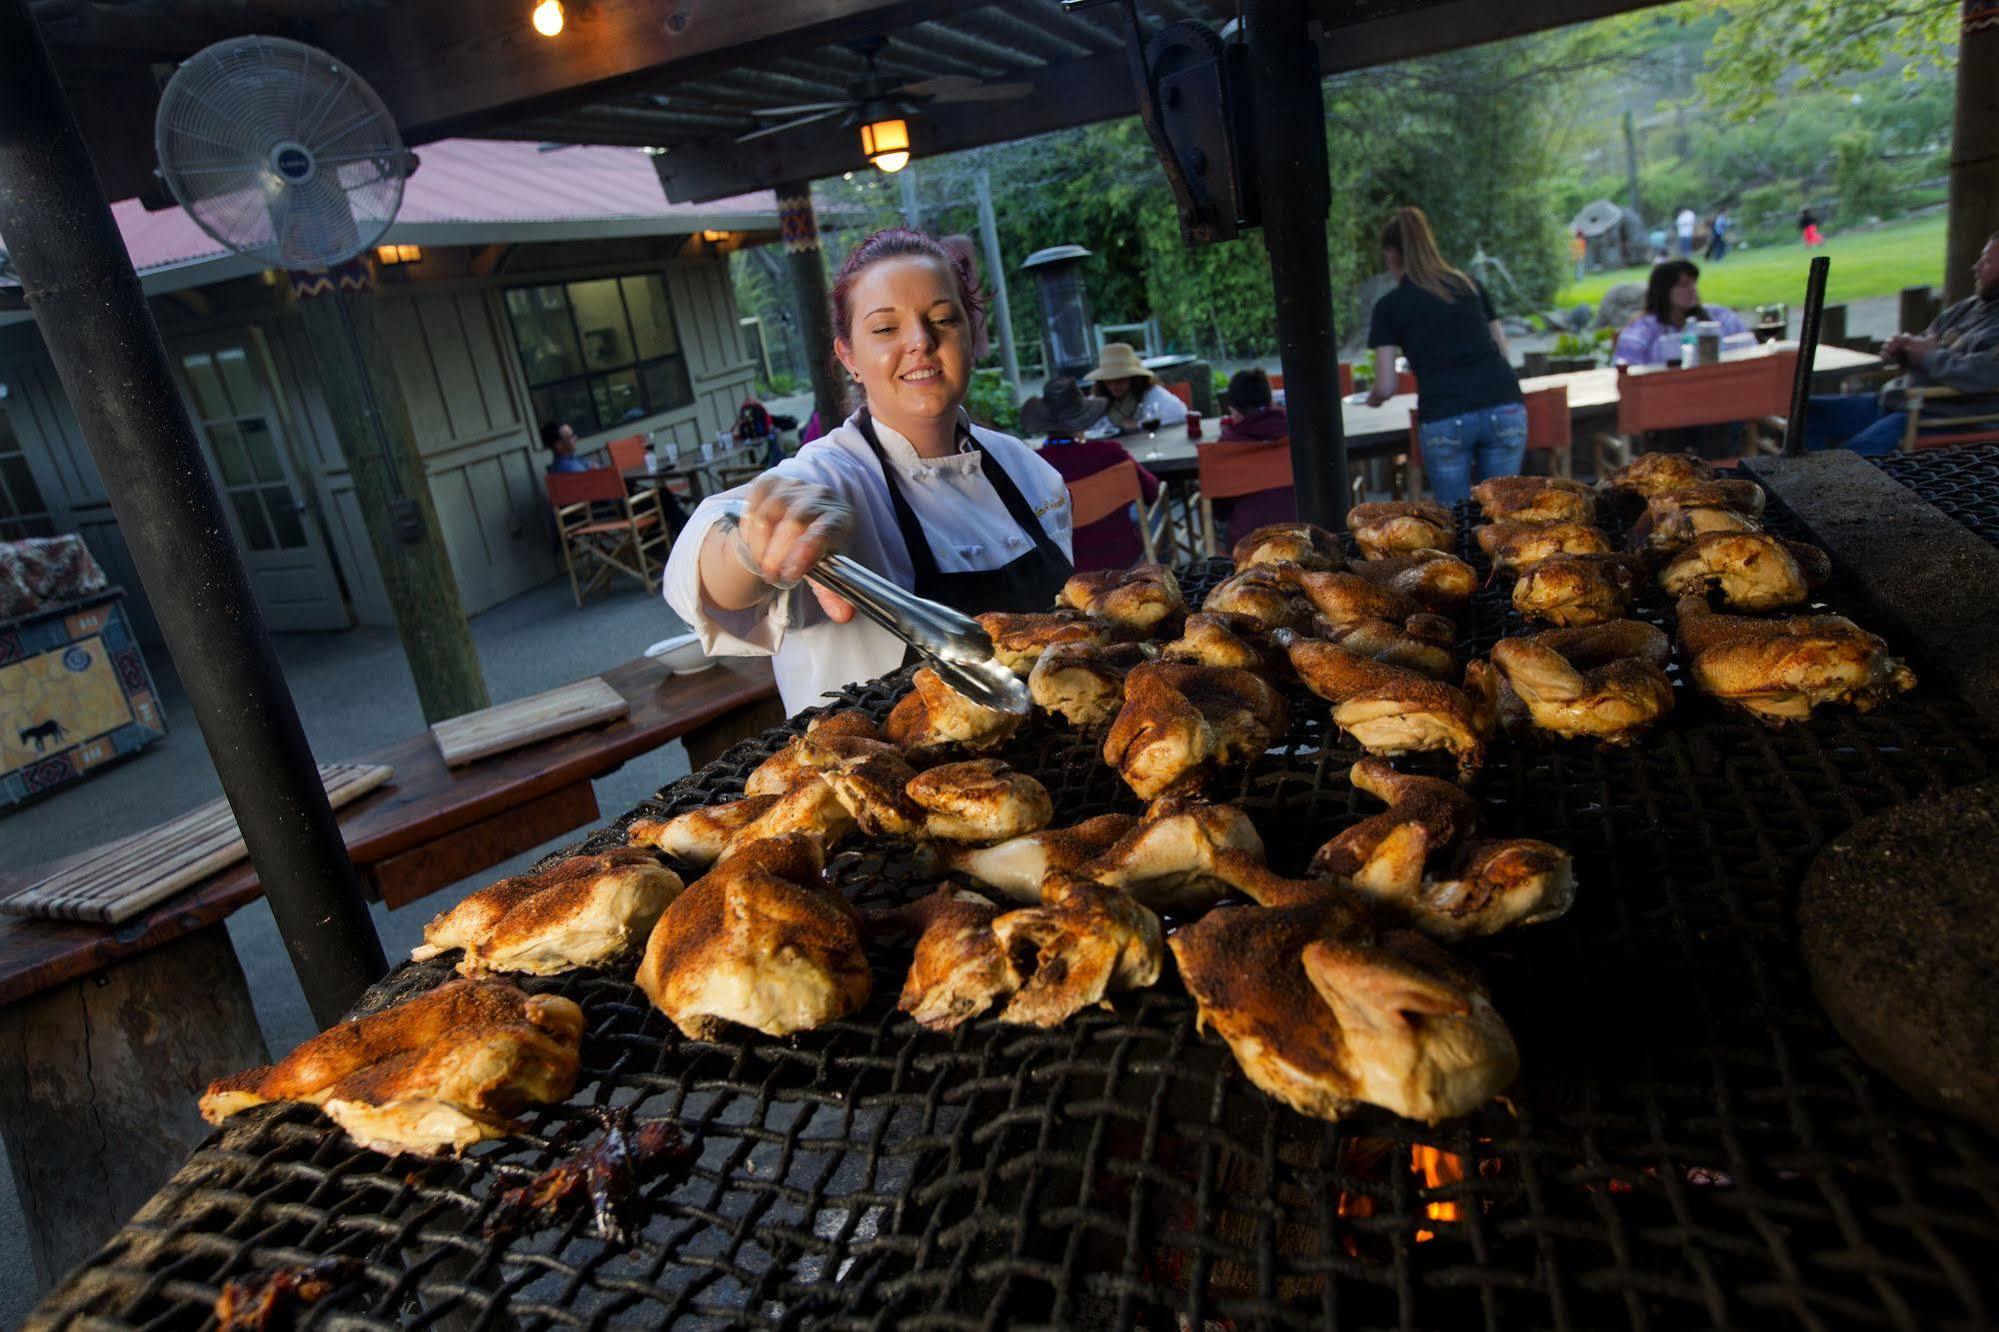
[155,35,410,269]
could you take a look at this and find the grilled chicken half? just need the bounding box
[1201,564,1319,631]
[201,979,584,1156]
[884,665,1027,758]
[412,849,683,976]
[1656,532,1832,612]
[1491,619,1675,745]
[881,887,1016,1031]
[975,609,1110,676]
[1472,476,1596,526]
[1598,450,1714,501]
[1308,759,1574,939]
[1476,521,1612,574]
[1163,611,1286,674]
[1628,481,1767,559]
[1341,549,1479,617]
[1278,633,1497,780]
[1348,501,1456,560]
[1029,640,1159,730]
[904,759,1053,844]
[636,834,870,1039]
[1675,593,1916,722]
[1103,661,1290,800]
[1058,564,1187,639]
[1232,522,1346,571]
[628,776,855,867]
[1512,552,1642,627]
[744,711,891,796]
[939,813,1141,903]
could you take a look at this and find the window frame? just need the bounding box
[503,271,694,435]
[0,398,55,543]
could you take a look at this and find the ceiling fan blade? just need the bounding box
[929,81,1035,102]
[736,110,840,142]
[749,101,851,117]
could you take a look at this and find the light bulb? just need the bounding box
[872,151,910,174]
[532,0,564,37]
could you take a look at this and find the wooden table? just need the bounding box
[0,653,778,1287]
[621,462,707,503]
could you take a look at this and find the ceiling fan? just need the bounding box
[733,36,1033,144]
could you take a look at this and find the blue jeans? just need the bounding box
[1802,394,1908,456]
[1418,402,1528,506]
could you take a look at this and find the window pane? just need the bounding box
[208,423,252,487]
[622,274,680,360]
[591,370,644,428]
[536,380,597,434]
[182,353,227,420]
[639,356,693,414]
[0,455,47,521]
[231,491,274,550]
[506,285,585,386]
[263,486,307,547]
[241,418,285,483]
[216,348,261,417]
[569,279,635,372]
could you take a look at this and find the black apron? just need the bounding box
[854,410,1073,621]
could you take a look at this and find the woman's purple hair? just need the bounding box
[829,228,987,343]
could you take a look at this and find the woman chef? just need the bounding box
[663,229,1074,715]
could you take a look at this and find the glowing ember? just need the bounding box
[1411,1145,1466,1242]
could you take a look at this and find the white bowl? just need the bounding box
[644,633,715,674]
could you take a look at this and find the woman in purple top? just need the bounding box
[1025,377,1161,572]
[1613,260,1750,366]
[1216,368,1294,544]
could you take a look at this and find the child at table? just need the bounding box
[1215,368,1296,544]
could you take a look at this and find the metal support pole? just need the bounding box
[777,180,848,428]
[1783,256,1831,457]
[1944,0,1999,304]
[0,0,385,1026]
[1244,0,1346,527]
[974,167,1023,402]
[899,169,924,233]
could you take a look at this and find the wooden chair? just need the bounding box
[1066,459,1159,563]
[546,467,671,606]
[1336,365,1351,396]
[1163,380,1194,410]
[1900,386,1999,451]
[1195,437,1293,556]
[606,435,648,471]
[1615,352,1795,459]
[1269,373,1285,393]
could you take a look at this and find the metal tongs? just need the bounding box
[716,504,1030,715]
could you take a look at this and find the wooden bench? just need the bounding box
[0,653,779,1287]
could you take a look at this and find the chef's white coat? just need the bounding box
[663,411,1074,716]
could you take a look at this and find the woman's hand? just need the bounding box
[700,475,857,622]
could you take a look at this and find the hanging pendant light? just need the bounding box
[859,116,910,174]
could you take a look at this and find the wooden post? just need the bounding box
[777,181,848,430]
[291,265,489,724]
[0,927,269,1287]
[1945,0,1999,303]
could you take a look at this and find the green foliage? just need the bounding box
[1832,131,1898,225]
[1551,332,1597,359]
[757,371,800,397]
[1698,0,1958,122]
[964,368,1020,434]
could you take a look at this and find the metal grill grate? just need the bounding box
[33,502,1999,1332]
[1875,445,1999,551]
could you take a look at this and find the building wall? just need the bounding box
[0,237,760,640]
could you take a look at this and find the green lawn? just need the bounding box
[1554,213,1948,314]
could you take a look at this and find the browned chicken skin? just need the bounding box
[1472,476,1596,526]
[636,834,870,1039]
[412,850,683,977]
[1491,619,1675,745]
[1629,481,1768,559]
[1308,760,1574,938]
[1511,552,1641,627]
[905,758,1053,844]
[1163,611,1286,673]
[1342,549,1479,617]
[1348,501,1456,559]
[1313,615,1458,681]
[1028,640,1159,729]
[885,665,1027,758]
[629,776,855,867]
[1201,564,1318,631]
[882,888,1015,1030]
[975,609,1109,676]
[1476,520,1613,573]
[1285,568,1421,628]
[1598,450,1713,500]
[1657,532,1832,612]
[1231,522,1345,571]
[1675,593,1916,722]
[1102,661,1290,799]
[991,873,1164,1027]
[201,979,585,1156]
[1058,564,1187,638]
[1278,634,1495,779]
[940,813,1141,902]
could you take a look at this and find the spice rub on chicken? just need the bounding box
[1491,619,1675,746]
[200,978,584,1156]
[1597,450,1713,501]
[1057,563,1187,639]
[1475,520,1612,574]
[411,850,683,977]
[1347,500,1456,560]
[1277,633,1496,780]
[1656,532,1832,612]
[884,665,1027,758]
[636,834,869,1039]
[1231,522,1345,572]
[1512,552,1642,627]
[1102,661,1290,800]
[1628,480,1768,559]
[628,777,855,867]
[1674,593,1915,723]
[975,609,1109,676]
[1029,640,1158,730]
[1472,475,1596,526]
[1341,549,1479,617]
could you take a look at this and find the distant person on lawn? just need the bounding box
[1675,206,1697,258]
[1801,231,1999,455]
[1706,210,1732,262]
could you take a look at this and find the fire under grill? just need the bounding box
[1876,444,1999,551]
[33,492,1999,1332]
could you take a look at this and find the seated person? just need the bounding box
[1802,232,1999,455]
[1614,260,1751,366]
[542,419,593,473]
[1215,367,1296,544]
[1082,342,1189,437]
[1025,377,1161,572]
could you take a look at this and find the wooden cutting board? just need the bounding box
[0,761,394,925]
[430,676,628,767]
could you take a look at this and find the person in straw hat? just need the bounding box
[1023,376,1161,571]
[1082,341,1189,437]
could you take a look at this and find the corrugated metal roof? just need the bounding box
[80,139,776,276]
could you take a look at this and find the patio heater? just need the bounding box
[1021,245,1096,380]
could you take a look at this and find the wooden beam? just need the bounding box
[1314,0,1681,72]
[333,0,994,144]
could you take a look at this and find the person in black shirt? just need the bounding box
[1365,206,1525,506]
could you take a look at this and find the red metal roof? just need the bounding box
[105,139,777,274]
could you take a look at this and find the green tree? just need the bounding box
[1698,0,1958,120]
